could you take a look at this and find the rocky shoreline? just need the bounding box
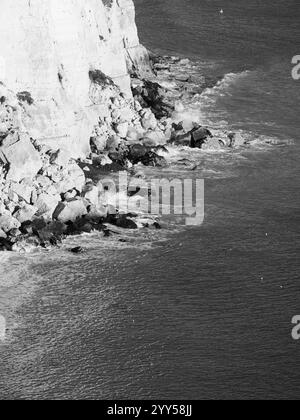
[0,55,249,253]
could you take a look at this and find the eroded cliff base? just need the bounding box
[0,55,249,252]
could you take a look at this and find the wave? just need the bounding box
[199,70,252,104]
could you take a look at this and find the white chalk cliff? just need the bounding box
[0,0,150,157]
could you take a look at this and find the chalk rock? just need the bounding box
[141,111,157,130]
[55,163,85,194]
[142,130,166,147]
[35,193,61,219]
[10,182,33,204]
[114,122,129,139]
[90,136,107,153]
[54,199,87,223]
[14,204,38,224]
[126,127,140,144]
[49,148,72,167]
[1,134,42,182]
[83,186,99,207]
[0,229,7,239]
[0,213,21,233]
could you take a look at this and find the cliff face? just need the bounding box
[0,0,150,157]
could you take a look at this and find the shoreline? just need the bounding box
[0,54,250,255]
[0,53,274,340]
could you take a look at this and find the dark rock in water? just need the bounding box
[128,144,151,164]
[65,221,81,236]
[72,217,94,234]
[49,236,59,247]
[140,151,167,167]
[128,144,165,166]
[116,215,138,230]
[170,131,191,146]
[46,221,67,236]
[126,144,167,167]
[79,222,94,234]
[103,229,111,238]
[104,213,118,226]
[0,237,13,251]
[169,122,191,146]
[153,222,162,230]
[119,238,128,243]
[190,125,213,148]
[172,121,184,132]
[108,144,129,168]
[70,246,84,254]
[32,220,66,246]
[21,218,47,236]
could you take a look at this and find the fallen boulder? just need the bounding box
[35,192,61,219]
[0,213,21,233]
[116,215,138,230]
[53,199,87,223]
[14,204,38,224]
[1,133,42,182]
[49,148,72,167]
[190,125,213,148]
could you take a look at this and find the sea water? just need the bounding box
[0,0,300,399]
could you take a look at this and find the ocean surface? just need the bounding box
[0,0,300,400]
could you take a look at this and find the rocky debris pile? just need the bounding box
[0,148,161,252]
[0,70,169,252]
[0,133,161,252]
[130,55,248,152]
[87,75,172,169]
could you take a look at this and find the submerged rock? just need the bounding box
[116,215,138,230]
[127,144,167,167]
[0,237,13,251]
[70,247,84,254]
